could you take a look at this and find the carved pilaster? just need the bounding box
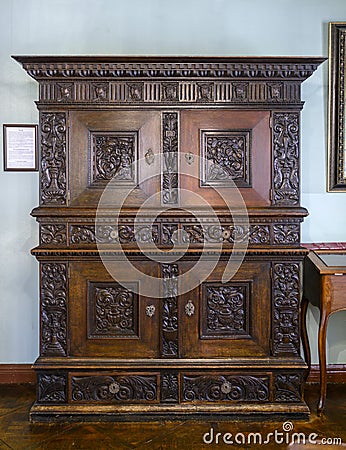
[161,264,179,357]
[40,112,67,205]
[40,263,68,356]
[162,112,179,205]
[272,112,300,206]
[271,263,300,356]
[161,372,179,403]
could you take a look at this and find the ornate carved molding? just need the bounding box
[15,56,324,81]
[36,219,302,248]
[38,373,67,403]
[272,263,300,356]
[71,375,158,402]
[41,263,68,357]
[182,375,269,402]
[161,264,179,357]
[162,112,179,205]
[40,113,67,205]
[272,112,300,206]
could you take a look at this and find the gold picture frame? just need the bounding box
[328,22,346,191]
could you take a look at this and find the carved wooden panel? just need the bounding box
[274,373,302,402]
[71,374,158,403]
[201,283,250,338]
[88,283,138,338]
[90,131,137,186]
[161,264,179,357]
[201,130,251,187]
[182,374,270,402]
[40,224,67,245]
[272,112,300,206]
[162,112,179,205]
[40,113,67,205]
[161,372,179,403]
[38,373,67,403]
[272,263,300,356]
[41,263,68,357]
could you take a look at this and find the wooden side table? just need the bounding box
[302,250,346,415]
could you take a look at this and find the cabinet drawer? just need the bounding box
[181,372,271,403]
[69,372,159,404]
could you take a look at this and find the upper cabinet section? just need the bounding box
[13,56,325,108]
[13,56,325,212]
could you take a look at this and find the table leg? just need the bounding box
[317,290,331,415]
[301,296,311,379]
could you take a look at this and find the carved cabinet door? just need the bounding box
[69,260,160,358]
[179,259,271,358]
[180,109,271,208]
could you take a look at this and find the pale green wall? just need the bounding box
[0,0,345,363]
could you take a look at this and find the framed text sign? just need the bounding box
[328,22,346,191]
[3,124,38,171]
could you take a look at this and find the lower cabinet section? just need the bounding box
[31,367,309,421]
[32,253,309,421]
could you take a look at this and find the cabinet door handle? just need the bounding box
[145,305,156,317]
[185,299,195,317]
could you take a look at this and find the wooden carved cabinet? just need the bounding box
[14,55,325,421]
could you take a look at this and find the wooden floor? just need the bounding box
[0,383,345,449]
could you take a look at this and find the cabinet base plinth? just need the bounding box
[30,402,310,423]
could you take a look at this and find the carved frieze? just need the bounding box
[67,220,301,246]
[41,263,68,356]
[274,373,302,402]
[182,375,269,402]
[161,264,179,357]
[88,283,138,338]
[272,263,300,356]
[40,224,67,245]
[38,373,67,403]
[272,112,300,205]
[201,283,249,337]
[90,132,137,185]
[40,113,67,205]
[162,112,179,205]
[69,224,159,245]
[273,224,300,245]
